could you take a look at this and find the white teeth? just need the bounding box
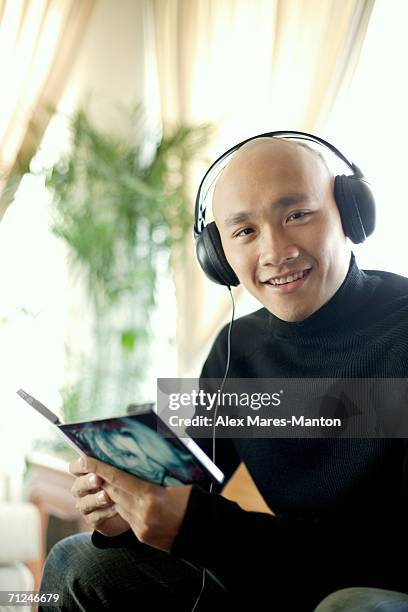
[269,269,309,285]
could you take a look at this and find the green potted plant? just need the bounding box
[42,109,210,422]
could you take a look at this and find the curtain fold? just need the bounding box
[0,0,96,220]
[152,0,375,375]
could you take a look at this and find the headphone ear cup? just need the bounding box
[195,222,240,287]
[334,175,376,244]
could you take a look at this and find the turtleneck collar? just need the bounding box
[268,252,377,340]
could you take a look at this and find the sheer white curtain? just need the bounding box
[0,0,96,219]
[0,0,95,500]
[150,0,375,374]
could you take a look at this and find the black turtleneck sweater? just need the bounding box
[169,253,408,609]
[93,253,408,609]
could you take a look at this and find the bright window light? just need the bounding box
[327,0,408,275]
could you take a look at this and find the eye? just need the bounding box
[287,211,310,222]
[234,227,255,238]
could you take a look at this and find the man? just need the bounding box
[40,136,408,610]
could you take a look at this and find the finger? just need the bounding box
[75,490,113,516]
[82,456,151,494]
[103,480,141,503]
[69,457,89,476]
[71,473,104,498]
[113,502,132,526]
[81,457,128,487]
[101,482,134,507]
[84,506,119,530]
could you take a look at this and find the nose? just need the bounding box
[258,225,299,267]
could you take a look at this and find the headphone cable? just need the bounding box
[190,286,235,611]
[211,286,235,469]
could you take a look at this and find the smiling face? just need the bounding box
[212,138,351,322]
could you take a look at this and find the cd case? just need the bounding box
[17,389,224,486]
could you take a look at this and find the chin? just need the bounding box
[268,304,315,323]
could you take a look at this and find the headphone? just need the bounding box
[194,130,376,287]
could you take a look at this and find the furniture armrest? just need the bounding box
[0,503,40,563]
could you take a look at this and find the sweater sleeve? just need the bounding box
[169,484,388,596]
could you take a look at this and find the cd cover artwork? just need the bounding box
[59,413,209,486]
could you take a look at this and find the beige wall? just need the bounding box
[59,0,147,129]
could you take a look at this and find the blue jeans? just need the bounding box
[39,532,230,611]
[314,588,408,612]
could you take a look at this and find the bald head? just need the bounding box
[213,138,332,222]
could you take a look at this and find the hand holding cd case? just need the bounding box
[17,389,224,487]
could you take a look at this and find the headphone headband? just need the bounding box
[194,130,362,236]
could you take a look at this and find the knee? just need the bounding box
[41,533,95,591]
[314,588,408,612]
[314,587,372,612]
